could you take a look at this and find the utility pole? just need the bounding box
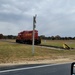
[32,14,37,55]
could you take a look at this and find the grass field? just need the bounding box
[41,40,75,48]
[0,39,75,63]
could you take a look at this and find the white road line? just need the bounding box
[0,63,71,73]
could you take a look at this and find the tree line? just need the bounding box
[0,34,75,40]
[0,34,17,39]
[40,35,75,40]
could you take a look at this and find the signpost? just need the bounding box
[32,15,37,55]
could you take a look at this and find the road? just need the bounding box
[0,63,71,75]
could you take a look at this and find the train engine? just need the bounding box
[16,30,41,45]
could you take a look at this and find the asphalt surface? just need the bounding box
[0,63,71,75]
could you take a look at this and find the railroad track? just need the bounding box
[36,44,74,50]
[1,39,74,50]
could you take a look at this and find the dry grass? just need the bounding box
[0,39,75,63]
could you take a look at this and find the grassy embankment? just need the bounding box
[0,39,75,63]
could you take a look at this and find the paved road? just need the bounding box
[0,63,71,75]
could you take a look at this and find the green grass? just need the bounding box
[41,40,75,48]
[0,39,75,63]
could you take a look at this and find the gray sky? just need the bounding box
[0,0,75,37]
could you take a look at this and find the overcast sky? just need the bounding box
[0,0,75,37]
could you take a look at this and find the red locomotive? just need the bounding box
[16,30,41,45]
